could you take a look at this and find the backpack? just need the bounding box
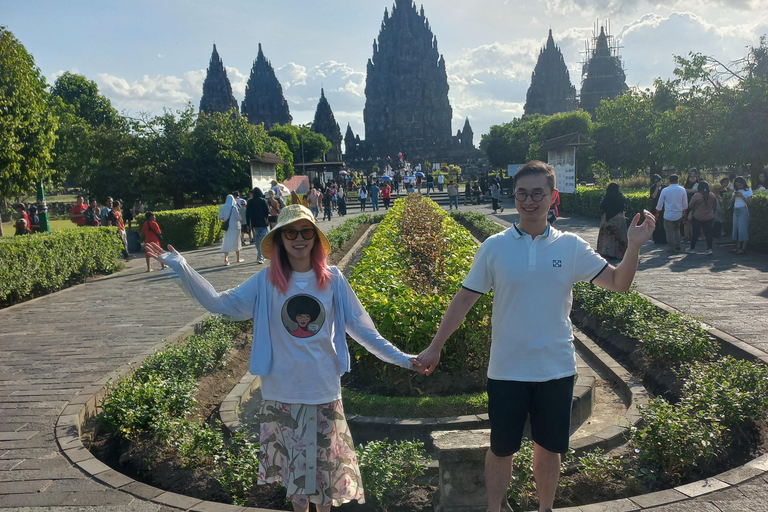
[84,208,98,226]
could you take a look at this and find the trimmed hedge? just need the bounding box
[137,205,223,252]
[0,228,123,306]
[559,186,648,221]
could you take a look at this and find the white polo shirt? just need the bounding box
[463,224,608,382]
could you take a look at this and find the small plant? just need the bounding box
[630,397,725,483]
[507,439,536,510]
[356,439,428,511]
[576,448,626,486]
[214,426,261,506]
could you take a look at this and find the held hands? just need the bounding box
[627,210,656,250]
[414,344,442,376]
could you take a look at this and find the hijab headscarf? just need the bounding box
[219,194,238,221]
[600,183,627,220]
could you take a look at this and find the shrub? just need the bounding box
[325,213,384,253]
[137,205,223,251]
[507,440,571,510]
[450,211,504,239]
[214,426,261,505]
[559,186,648,221]
[577,448,626,487]
[0,227,123,306]
[349,196,493,385]
[680,356,768,429]
[356,439,428,512]
[630,397,725,482]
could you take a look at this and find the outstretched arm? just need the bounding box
[592,210,656,292]
[145,243,255,320]
[417,287,482,376]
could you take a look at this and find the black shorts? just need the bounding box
[487,375,575,456]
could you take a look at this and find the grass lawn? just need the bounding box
[2,219,77,237]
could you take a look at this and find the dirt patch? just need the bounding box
[327,223,372,267]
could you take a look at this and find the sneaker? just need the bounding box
[704,249,714,255]
[257,257,265,264]
[685,248,696,254]
[500,207,504,212]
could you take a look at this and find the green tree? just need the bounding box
[0,27,58,199]
[268,123,331,167]
[480,115,546,168]
[50,72,119,128]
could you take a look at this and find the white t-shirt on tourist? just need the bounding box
[657,184,689,221]
[734,188,753,208]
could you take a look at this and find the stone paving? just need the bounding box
[0,194,766,511]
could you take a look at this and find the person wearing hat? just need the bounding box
[14,218,31,236]
[13,203,31,230]
[145,204,424,511]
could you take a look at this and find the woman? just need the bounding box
[145,205,422,512]
[336,186,346,216]
[753,169,767,191]
[464,180,472,206]
[358,184,367,212]
[111,200,130,260]
[548,189,560,224]
[730,176,753,254]
[683,169,699,241]
[686,181,718,255]
[596,183,628,259]
[219,195,242,266]
[268,190,281,229]
[140,212,165,272]
[649,174,667,244]
[247,188,270,264]
[381,182,392,210]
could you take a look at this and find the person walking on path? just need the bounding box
[110,200,130,260]
[596,183,628,259]
[369,182,380,211]
[447,181,459,210]
[381,182,392,210]
[730,176,753,254]
[145,204,423,512]
[358,185,368,212]
[686,181,718,255]
[322,187,333,221]
[140,212,165,272]
[268,190,281,229]
[491,179,504,214]
[337,186,347,216]
[656,174,688,254]
[219,194,242,266]
[464,180,472,206]
[247,188,270,264]
[416,161,655,512]
[308,188,321,221]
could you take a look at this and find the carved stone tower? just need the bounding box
[241,43,292,129]
[579,25,628,114]
[199,44,238,115]
[363,0,453,157]
[311,89,343,162]
[524,30,577,116]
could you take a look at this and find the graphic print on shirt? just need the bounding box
[281,294,326,338]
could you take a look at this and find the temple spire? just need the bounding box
[579,23,628,114]
[312,89,342,162]
[199,44,238,115]
[524,29,577,116]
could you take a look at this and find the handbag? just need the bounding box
[221,206,235,231]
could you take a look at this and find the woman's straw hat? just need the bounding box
[261,204,331,259]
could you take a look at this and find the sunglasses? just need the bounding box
[281,228,316,240]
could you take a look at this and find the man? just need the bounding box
[491,179,504,214]
[426,173,435,195]
[70,196,88,226]
[369,182,380,211]
[99,197,113,226]
[307,187,321,220]
[84,199,100,227]
[447,181,459,210]
[417,161,655,512]
[438,172,444,192]
[13,203,30,229]
[655,174,688,254]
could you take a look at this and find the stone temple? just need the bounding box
[241,44,292,129]
[579,25,628,114]
[346,0,481,167]
[199,44,238,115]
[524,30,577,116]
[311,89,343,162]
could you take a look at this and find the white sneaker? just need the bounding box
[704,249,714,255]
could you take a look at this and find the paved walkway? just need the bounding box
[0,196,766,511]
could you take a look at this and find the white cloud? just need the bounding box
[96,73,196,112]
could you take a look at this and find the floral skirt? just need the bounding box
[257,399,365,507]
[597,213,628,259]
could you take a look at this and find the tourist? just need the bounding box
[359,184,368,212]
[491,179,504,214]
[417,161,655,512]
[437,172,444,192]
[753,169,767,191]
[268,190,281,229]
[140,212,165,272]
[27,205,40,233]
[405,180,415,194]
[381,181,392,210]
[144,204,422,512]
[683,169,699,242]
[426,173,434,195]
[337,187,347,216]
[307,188,321,221]
[464,180,472,206]
[656,174,688,254]
[596,183,628,259]
[393,173,400,196]
[14,218,31,236]
[291,190,301,206]
[271,180,285,208]
[686,181,718,255]
[99,197,113,226]
[730,176,753,254]
[110,200,130,260]
[649,174,667,244]
[416,175,422,193]
[69,196,88,226]
[13,203,31,230]
[323,187,333,221]
[548,189,560,224]
[234,192,248,245]
[447,181,459,210]
[247,188,270,264]
[219,194,243,266]
[472,183,482,204]
[369,182,380,211]
[124,204,134,229]
[84,199,100,227]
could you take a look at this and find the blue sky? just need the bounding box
[3,0,768,141]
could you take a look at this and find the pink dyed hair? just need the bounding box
[268,232,331,295]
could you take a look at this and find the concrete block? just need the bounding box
[153,490,204,509]
[675,477,730,497]
[629,488,686,508]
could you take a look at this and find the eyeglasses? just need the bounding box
[282,228,316,240]
[514,191,549,202]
